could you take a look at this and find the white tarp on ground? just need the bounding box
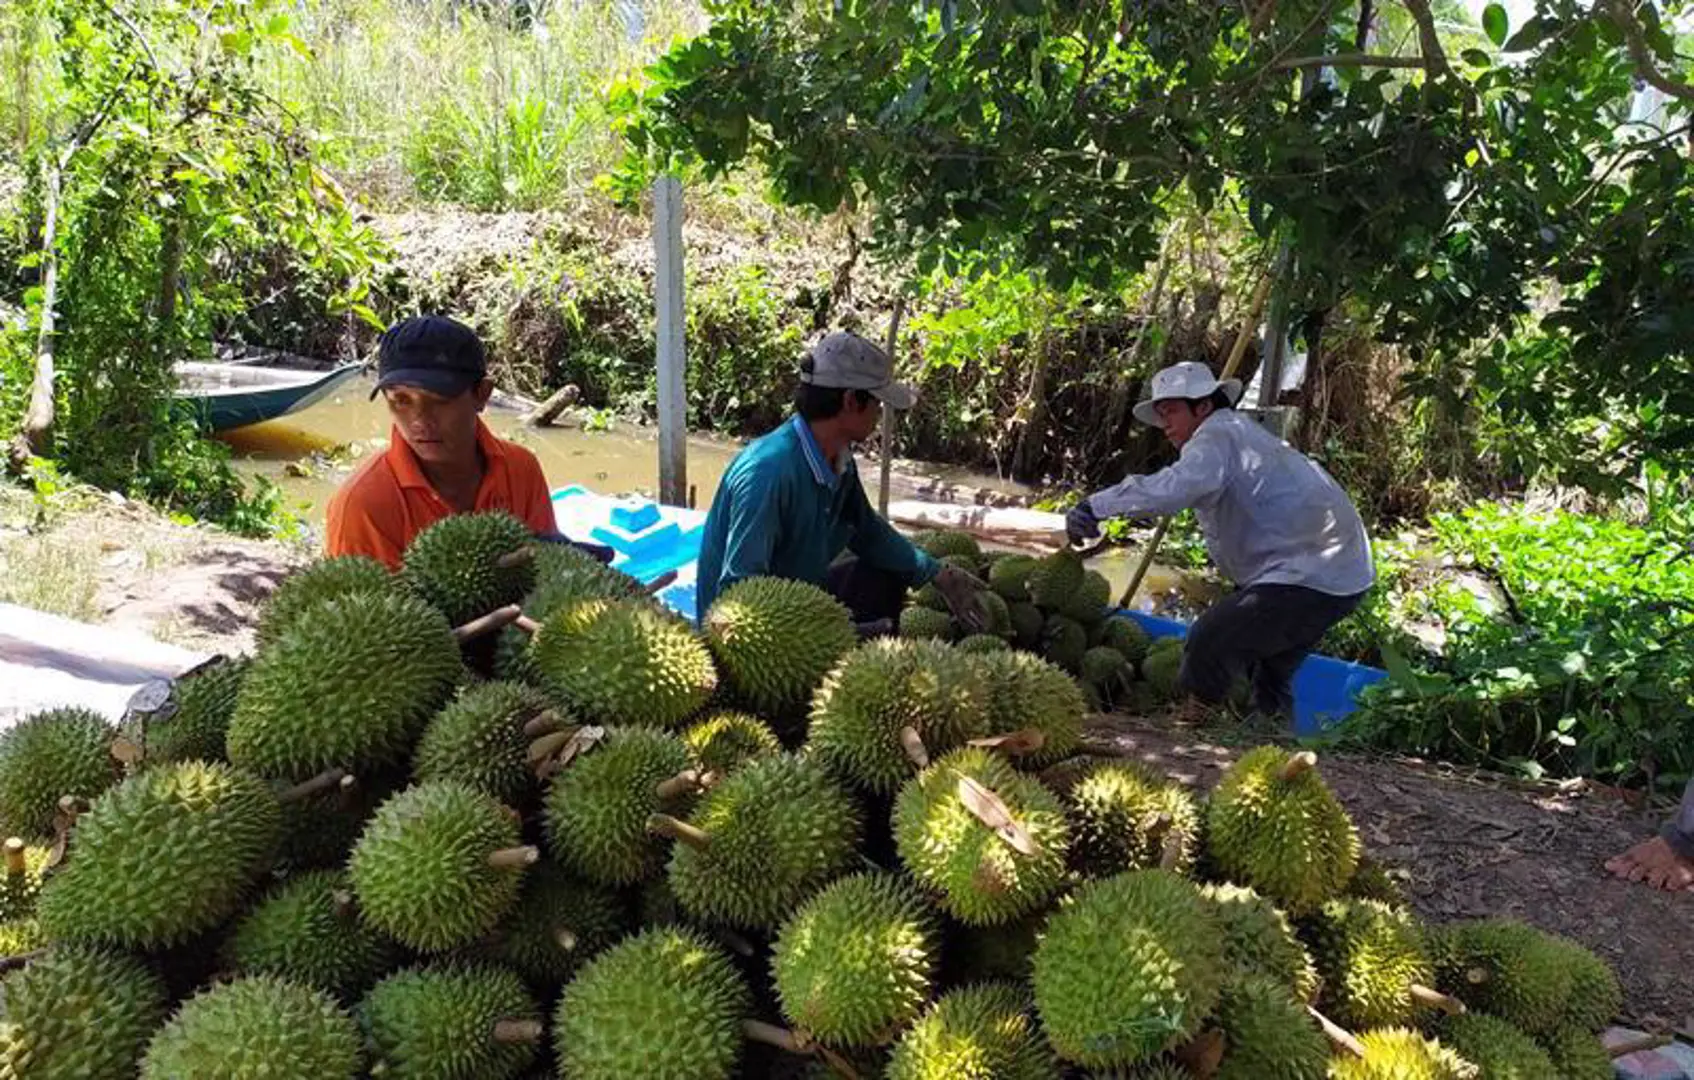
[0,603,210,727]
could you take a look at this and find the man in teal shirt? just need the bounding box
[696,330,985,635]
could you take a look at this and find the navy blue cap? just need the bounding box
[370,315,488,400]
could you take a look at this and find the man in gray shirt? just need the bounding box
[1606,779,1694,892]
[1067,361,1375,721]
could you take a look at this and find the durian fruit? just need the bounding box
[1430,919,1574,1038]
[901,605,956,641]
[1328,1028,1479,1080]
[1101,618,1152,665]
[531,597,717,729]
[1061,571,1113,624]
[1205,748,1359,916]
[912,579,949,612]
[893,748,1070,926]
[806,638,990,797]
[1436,1013,1559,1080]
[0,837,48,921]
[660,754,861,930]
[401,509,537,625]
[222,869,402,1001]
[229,591,463,782]
[0,946,168,1078]
[681,711,783,776]
[1081,646,1131,689]
[957,633,1010,654]
[1082,1061,1189,1080]
[914,529,983,566]
[990,555,1038,602]
[348,780,534,953]
[542,726,693,886]
[38,761,281,948]
[1308,898,1442,1030]
[1140,638,1184,699]
[1040,614,1088,673]
[254,553,395,649]
[886,981,1060,1080]
[1545,935,1622,1032]
[702,577,856,716]
[1032,869,1225,1068]
[1009,603,1045,649]
[771,872,937,1047]
[1212,974,1330,1080]
[1028,551,1085,609]
[0,706,120,838]
[0,916,44,956]
[975,650,1087,768]
[494,544,646,686]
[362,963,544,1080]
[1539,1026,1613,1080]
[138,656,250,765]
[978,591,1014,637]
[1200,883,1320,1002]
[1062,761,1201,877]
[488,859,627,991]
[141,975,364,1080]
[555,927,750,1080]
[412,680,557,806]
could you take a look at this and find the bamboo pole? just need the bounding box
[877,295,907,517]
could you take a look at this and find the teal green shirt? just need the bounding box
[695,416,941,616]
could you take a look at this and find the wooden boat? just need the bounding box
[172,360,365,433]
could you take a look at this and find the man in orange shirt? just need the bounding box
[326,315,559,568]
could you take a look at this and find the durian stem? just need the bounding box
[1279,751,1318,781]
[0,950,44,973]
[654,769,709,801]
[1157,828,1186,872]
[453,604,525,643]
[278,768,349,804]
[968,728,1047,755]
[1308,1007,1366,1059]
[331,890,357,921]
[742,1020,806,1052]
[523,711,564,739]
[1608,1033,1673,1058]
[3,837,25,875]
[487,846,540,870]
[644,569,679,596]
[492,1019,544,1045]
[108,734,144,765]
[554,927,578,952]
[899,726,930,768]
[646,813,711,850]
[1409,984,1466,1015]
[495,547,535,570]
[528,730,575,763]
[714,928,756,957]
[1464,966,1491,986]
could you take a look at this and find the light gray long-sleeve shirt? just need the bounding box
[1087,409,1376,597]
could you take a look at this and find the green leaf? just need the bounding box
[1482,3,1509,47]
[1502,16,1553,52]
[1460,48,1492,68]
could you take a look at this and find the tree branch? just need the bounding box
[1354,0,1375,51]
[1272,53,1427,70]
[1609,0,1694,101]
[1400,0,1452,78]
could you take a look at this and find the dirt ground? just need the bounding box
[1085,714,1693,1033]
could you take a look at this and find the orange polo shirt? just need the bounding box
[325,420,557,569]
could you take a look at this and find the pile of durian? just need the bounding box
[898,532,1181,713]
[0,511,1622,1079]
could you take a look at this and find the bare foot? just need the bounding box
[1604,836,1694,892]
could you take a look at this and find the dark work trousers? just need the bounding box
[1663,776,1694,860]
[826,556,909,624]
[1178,583,1366,716]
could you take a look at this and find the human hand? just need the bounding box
[933,565,990,633]
[1065,499,1100,545]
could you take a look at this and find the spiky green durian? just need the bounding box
[1040,614,1088,673]
[488,860,627,991]
[1009,603,1045,649]
[141,975,363,1080]
[1309,898,1435,1030]
[138,656,249,765]
[974,649,1087,769]
[1545,935,1621,1033]
[886,981,1059,1080]
[541,726,692,886]
[893,748,1070,926]
[1100,618,1152,665]
[1063,761,1201,877]
[412,680,556,805]
[0,707,119,839]
[362,963,543,1080]
[1205,748,1359,916]
[1140,638,1184,698]
[1032,869,1225,1068]
[0,946,168,1078]
[348,780,531,953]
[1328,1028,1479,1080]
[38,762,280,948]
[914,530,983,565]
[1212,974,1330,1080]
[771,873,937,1047]
[990,556,1038,602]
[681,712,783,776]
[1062,571,1113,624]
[531,597,717,728]
[703,577,856,716]
[1028,552,1084,609]
[1082,1062,1189,1080]
[957,634,1010,654]
[229,591,462,781]
[555,928,749,1080]
[222,869,402,1001]
[494,544,647,686]
[1081,646,1131,687]
[400,510,537,625]
[0,839,48,922]
[806,638,990,797]
[901,605,956,641]
[663,754,861,930]
[1429,919,1574,1038]
[1436,1013,1559,1080]
[0,917,43,957]
[255,554,395,649]
[1200,883,1320,1001]
[1345,856,1409,907]
[1539,1026,1613,1080]
[977,591,1013,637]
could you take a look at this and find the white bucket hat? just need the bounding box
[1132,361,1243,426]
[801,331,919,410]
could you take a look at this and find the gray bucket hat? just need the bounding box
[801,331,918,410]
